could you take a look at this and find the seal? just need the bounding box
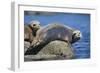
[24,20,41,44]
[31,23,82,47]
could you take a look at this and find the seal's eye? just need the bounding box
[33,24,36,26]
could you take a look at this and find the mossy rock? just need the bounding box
[24,40,75,61]
[37,40,74,59]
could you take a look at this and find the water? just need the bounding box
[24,11,90,59]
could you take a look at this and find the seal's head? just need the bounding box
[71,30,82,43]
[29,20,41,31]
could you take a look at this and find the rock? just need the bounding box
[24,55,58,61]
[24,41,30,54]
[24,40,75,61]
[37,40,74,59]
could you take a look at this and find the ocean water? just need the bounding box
[24,11,90,59]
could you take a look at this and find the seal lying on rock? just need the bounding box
[25,23,82,55]
[24,20,41,44]
[31,23,82,47]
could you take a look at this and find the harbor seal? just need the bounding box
[24,20,41,44]
[31,23,82,47]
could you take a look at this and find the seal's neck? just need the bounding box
[28,25,37,36]
[32,30,37,36]
[28,25,33,31]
